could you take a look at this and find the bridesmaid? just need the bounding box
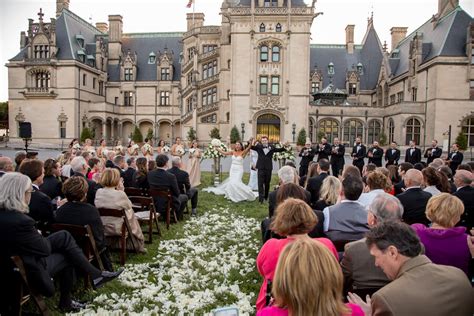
[141,138,154,160]
[156,139,166,155]
[83,138,96,156]
[114,140,125,156]
[96,139,107,158]
[187,140,202,187]
[127,140,139,157]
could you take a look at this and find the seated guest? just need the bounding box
[412,193,472,277]
[148,160,157,172]
[361,163,377,185]
[132,157,149,189]
[307,158,330,207]
[341,165,362,180]
[112,155,126,178]
[0,156,14,177]
[123,157,136,188]
[313,175,341,211]
[40,158,63,200]
[342,193,403,294]
[0,173,122,313]
[302,161,318,189]
[348,221,473,316]
[26,151,39,160]
[71,156,98,205]
[87,158,102,182]
[457,164,472,172]
[59,151,73,179]
[147,155,188,220]
[269,166,302,218]
[396,169,432,225]
[439,165,457,192]
[14,151,27,171]
[104,151,115,168]
[19,159,55,226]
[168,157,198,216]
[422,167,443,196]
[453,170,474,230]
[55,176,113,271]
[358,171,390,208]
[256,198,338,312]
[387,165,400,186]
[95,168,145,253]
[258,238,364,316]
[394,162,413,195]
[429,157,445,170]
[323,175,369,241]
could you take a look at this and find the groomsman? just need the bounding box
[405,140,422,165]
[424,140,442,164]
[385,142,401,166]
[317,137,332,161]
[330,138,345,177]
[351,137,366,174]
[366,141,383,167]
[446,143,463,175]
[298,140,316,178]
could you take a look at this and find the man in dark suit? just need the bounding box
[147,154,188,220]
[424,140,442,165]
[112,155,127,178]
[40,158,63,200]
[330,137,345,177]
[306,159,330,207]
[0,157,14,177]
[70,156,98,205]
[251,136,287,203]
[366,141,383,167]
[317,137,332,162]
[351,137,366,175]
[123,157,136,188]
[168,157,198,216]
[385,142,401,166]
[404,140,421,165]
[298,140,316,178]
[446,143,463,175]
[453,170,474,230]
[396,169,431,225]
[393,162,413,195]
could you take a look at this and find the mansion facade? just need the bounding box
[6,0,474,149]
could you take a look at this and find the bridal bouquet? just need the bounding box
[162,145,171,153]
[189,148,196,156]
[142,143,153,154]
[72,143,81,150]
[203,139,228,159]
[132,144,139,151]
[176,145,185,156]
[273,143,295,161]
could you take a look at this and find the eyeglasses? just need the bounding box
[26,190,33,194]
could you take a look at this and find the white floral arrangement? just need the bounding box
[189,148,196,155]
[72,143,81,150]
[132,144,139,151]
[142,143,153,154]
[162,145,171,153]
[114,145,123,153]
[272,143,295,161]
[176,145,185,156]
[211,138,222,147]
[203,139,228,159]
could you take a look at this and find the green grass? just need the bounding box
[35,172,279,315]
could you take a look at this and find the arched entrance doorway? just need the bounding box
[257,114,280,143]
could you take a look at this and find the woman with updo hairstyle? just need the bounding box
[258,238,364,316]
[422,167,450,195]
[256,198,338,312]
[132,157,149,189]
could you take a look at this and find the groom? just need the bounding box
[251,136,287,203]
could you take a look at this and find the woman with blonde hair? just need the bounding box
[95,168,145,252]
[258,238,364,316]
[313,176,341,211]
[256,198,338,311]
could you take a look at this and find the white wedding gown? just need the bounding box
[204,155,258,203]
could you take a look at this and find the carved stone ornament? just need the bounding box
[258,95,281,109]
[57,109,68,122]
[15,108,26,122]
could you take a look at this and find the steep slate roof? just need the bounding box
[389,6,472,78]
[309,24,384,91]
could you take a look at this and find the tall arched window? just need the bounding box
[388,119,395,144]
[344,119,364,145]
[318,119,339,143]
[405,118,421,145]
[260,45,268,62]
[461,116,474,147]
[367,120,382,144]
[272,46,280,62]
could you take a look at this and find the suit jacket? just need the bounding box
[405,147,422,164]
[385,148,400,166]
[72,172,98,205]
[396,188,432,225]
[351,144,366,165]
[371,255,473,316]
[448,151,463,173]
[330,144,345,164]
[39,175,63,200]
[367,146,383,167]
[132,172,149,189]
[268,187,311,218]
[168,166,191,194]
[306,173,329,206]
[298,147,316,167]
[317,143,332,161]
[147,168,181,211]
[424,147,442,164]
[250,144,286,170]
[394,180,405,195]
[453,186,474,230]
[28,186,55,224]
[123,167,136,188]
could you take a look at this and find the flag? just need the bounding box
[186,0,194,8]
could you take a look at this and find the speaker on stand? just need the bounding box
[19,122,32,153]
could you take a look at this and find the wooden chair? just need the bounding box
[124,187,147,197]
[98,208,138,265]
[129,195,162,243]
[148,188,176,230]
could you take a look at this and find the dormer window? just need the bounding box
[87,55,95,67]
[124,68,133,81]
[75,34,85,48]
[276,23,282,32]
[34,45,50,59]
[311,82,320,94]
[260,23,266,32]
[161,68,170,81]
[328,62,335,75]
[260,45,268,62]
[77,50,86,63]
[148,52,156,64]
[349,83,357,95]
[357,62,363,75]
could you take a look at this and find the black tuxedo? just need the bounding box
[453,186,474,230]
[39,175,63,200]
[123,167,136,188]
[351,144,366,174]
[306,172,329,207]
[147,168,187,218]
[367,146,383,167]
[72,172,98,205]
[29,185,55,226]
[447,151,463,174]
[250,144,286,202]
[385,148,401,166]
[168,166,198,209]
[396,188,432,225]
[317,143,332,161]
[298,147,316,177]
[405,147,422,165]
[330,144,345,177]
[394,180,405,195]
[424,147,442,164]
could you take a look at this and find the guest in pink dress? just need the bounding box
[257,238,364,316]
[256,198,338,311]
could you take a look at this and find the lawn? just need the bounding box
[38,172,279,315]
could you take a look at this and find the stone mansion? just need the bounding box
[6,0,474,149]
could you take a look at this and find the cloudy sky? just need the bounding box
[0,0,473,101]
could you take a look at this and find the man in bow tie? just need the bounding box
[404,140,421,165]
[424,140,442,165]
[367,141,383,167]
[446,143,464,175]
[385,142,400,167]
[351,137,366,175]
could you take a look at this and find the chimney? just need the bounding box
[56,0,70,17]
[108,15,123,63]
[438,0,459,19]
[390,27,408,51]
[20,31,26,49]
[95,22,108,33]
[345,24,355,54]
[186,13,205,31]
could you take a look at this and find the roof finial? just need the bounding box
[38,8,45,22]
[383,40,388,52]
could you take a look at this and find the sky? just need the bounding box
[0,0,473,102]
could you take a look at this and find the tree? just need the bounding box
[378,132,387,146]
[297,128,307,146]
[455,132,468,150]
[80,127,93,143]
[209,127,221,140]
[317,131,326,142]
[230,125,241,143]
[146,128,154,142]
[132,125,143,143]
[187,127,197,142]
[0,101,8,122]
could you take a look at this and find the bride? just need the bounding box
[204,140,258,203]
